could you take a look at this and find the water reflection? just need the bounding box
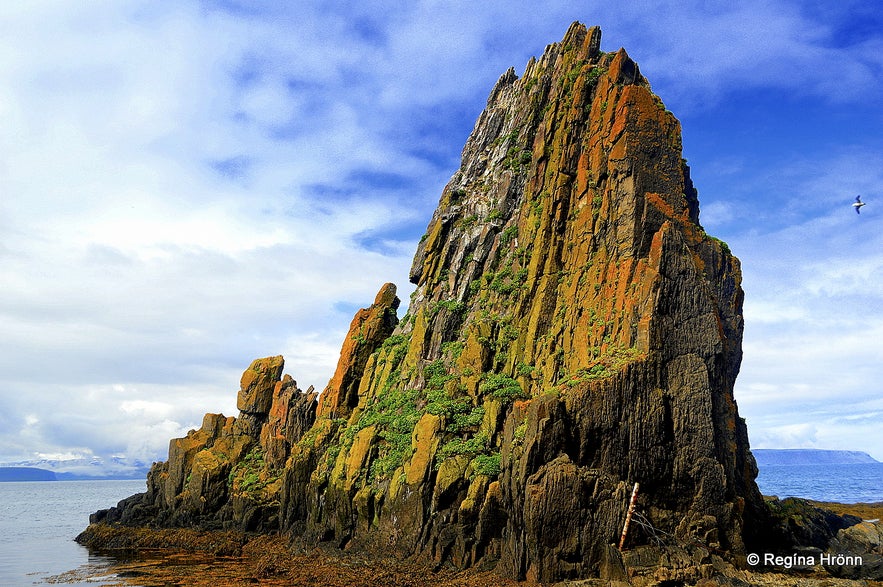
[49,546,257,587]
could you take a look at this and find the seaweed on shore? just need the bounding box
[75,524,248,556]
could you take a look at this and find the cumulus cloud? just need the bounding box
[730,165,883,458]
[0,2,428,465]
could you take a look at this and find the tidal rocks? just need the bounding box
[827,521,883,579]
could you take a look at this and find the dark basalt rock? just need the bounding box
[81,22,871,584]
[274,22,766,581]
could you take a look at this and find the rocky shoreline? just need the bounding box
[72,500,883,586]
[69,526,521,587]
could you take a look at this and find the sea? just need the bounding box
[755,462,883,504]
[0,466,881,586]
[0,479,144,586]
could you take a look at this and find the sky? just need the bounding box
[1,1,881,474]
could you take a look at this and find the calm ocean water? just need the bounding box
[0,466,879,585]
[0,479,145,586]
[755,462,883,503]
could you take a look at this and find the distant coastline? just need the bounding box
[6,450,876,481]
[753,449,879,466]
[0,466,147,482]
[0,467,56,482]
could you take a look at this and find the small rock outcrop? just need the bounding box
[317,283,400,419]
[92,356,317,532]
[82,22,871,584]
[828,521,883,579]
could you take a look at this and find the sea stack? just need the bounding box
[84,23,770,583]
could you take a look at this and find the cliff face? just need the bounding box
[89,23,768,583]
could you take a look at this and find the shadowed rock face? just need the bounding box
[87,23,771,583]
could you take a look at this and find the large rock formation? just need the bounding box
[86,23,791,583]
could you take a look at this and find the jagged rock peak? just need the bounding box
[316,283,400,419]
[275,21,763,581]
[238,355,284,416]
[84,23,773,584]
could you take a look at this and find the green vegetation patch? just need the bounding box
[487,209,504,222]
[379,333,410,365]
[422,359,484,434]
[228,446,280,499]
[436,432,490,465]
[471,452,502,478]
[345,377,421,483]
[709,235,731,255]
[559,346,644,388]
[499,225,519,247]
[483,266,528,297]
[335,341,484,484]
[334,333,417,482]
[479,372,529,403]
[335,331,532,484]
[431,299,465,316]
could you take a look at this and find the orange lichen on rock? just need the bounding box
[317,283,400,418]
[84,22,787,586]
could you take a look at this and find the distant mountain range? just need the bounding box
[753,449,880,466]
[0,456,150,481]
[3,450,876,481]
[0,467,58,482]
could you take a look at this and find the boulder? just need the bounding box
[827,521,883,579]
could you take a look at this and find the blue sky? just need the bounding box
[1,1,881,473]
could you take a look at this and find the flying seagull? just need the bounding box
[853,195,866,214]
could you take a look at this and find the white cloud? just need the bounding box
[1,1,882,468]
[698,200,737,229]
[732,188,883,460]
[749,422,820,450]
[119,399,174,419]
[0,3,427,465]
[611,0,883,110]
[34,452,90,463]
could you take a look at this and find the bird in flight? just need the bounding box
[853,195,866,214]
